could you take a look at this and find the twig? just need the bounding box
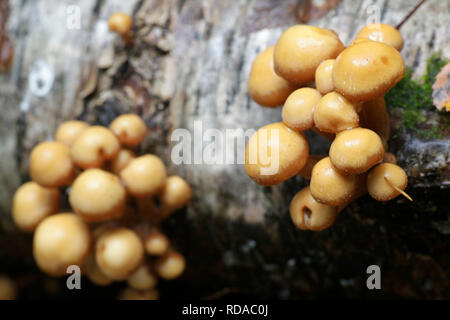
[396,0,427,30]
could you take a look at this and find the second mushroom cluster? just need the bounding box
[245,23,412,231]
[12,114,192,299]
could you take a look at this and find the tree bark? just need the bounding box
[0,0,449,299]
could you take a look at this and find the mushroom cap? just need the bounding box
[109,114,147,147]
[355,23,404,51]
[245,122,309,186]
[315,59,335,95]
[33,213,91,276]
[108,13,133,34]
[282,88,322,131]
[313,92,360,133]
[120,154,167,197]
[360,96,390,142]
[127,264,158,291]
[367,163,408,201]
[158,176,192,210]
[29,141,74,188]
[274,25,344,85]
[333,41,405,102]
[329,128,384,174]
[69,169,126,222]
[55,121,89,147]
[289,186,338,231]
[12,182,60,232]
[109,149,135,175]
[248,46,297,107]
[70,126,120,169]
[310,157,364,206]
[144,230,170,256]
[155,251,186,280]
[95,227,144,280]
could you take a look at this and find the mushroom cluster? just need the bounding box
[12,114,192,299]
[246,23,412,231]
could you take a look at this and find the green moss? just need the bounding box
[385,53,448,139]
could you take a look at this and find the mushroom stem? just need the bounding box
[383,176,413,202]
[396,0,427,30]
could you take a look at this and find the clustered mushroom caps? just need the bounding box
[108,12,134,45]
[246,23,412,232]
[11,113,192,300]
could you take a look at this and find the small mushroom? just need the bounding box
[127,263,158,291]
[95,227,144,281]
[245,122,309,186]
[33,213,91,276]
[333,41,405,102]
[158,175,192,214]
[29,141,74,188]
[55,120,89,147]
[355,23,404,51]
[84,253,113,286]
[359,96,390,143]
[108,13,133,45]
[315,59,335,95]
[70,126,120,169]
[248,46,297,107]
[69,169,126,222]
[282,88,322,131]
[367,163,411,202]
[383,152,397,164]
[109,114,148,147]
[289,186,338,231]
[120,155,167,197]
[155,251,186,280]
[274,25,344,85]
[144,229,170,256]
[12,181,60,232]
[109,149,135,175]
[329,128,384,174]
[310,157,365,206]
[313,92,360,133]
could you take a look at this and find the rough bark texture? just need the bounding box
[0,0,449,299]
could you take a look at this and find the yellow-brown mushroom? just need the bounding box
[355,23,404,51]
[282,88,322,131]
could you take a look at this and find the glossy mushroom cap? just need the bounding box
[127,264,158,291]
[108,13,133,35]
[69,169,126,222]
[329,128,384,174]
[282,88,322,131]
[55,121,89,147]
[120,155,167,197]
[274,25,344,85]
[158,176,192,211]
[33,213,91,276]
[144,230,170,256]
[313,92,360,133]
[109,114,147,147]
[333,41,405,102]
[12,182,60,232]
[315,59,335,95]
[95,227,144,280]
[310,157,364,206]
[367,163,408,201]
[109,149,135,175]
[289,186,338,231]
[248,46,297,107]
[245,122,309,186]
[355,23,404,51]
[70,126,120,169]
[29,141,74,188]
[155,251,186,280]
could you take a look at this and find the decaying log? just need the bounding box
[0,0,449,299]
